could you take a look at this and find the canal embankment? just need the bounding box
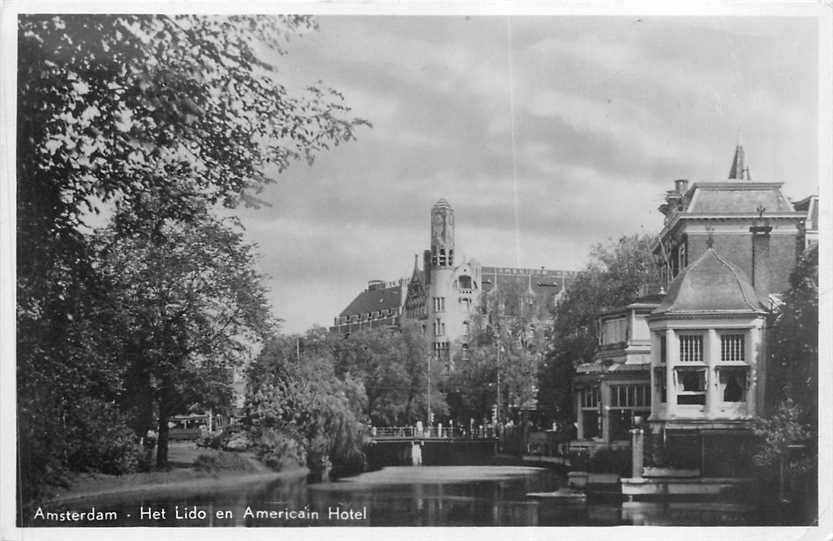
[44,443,308,505]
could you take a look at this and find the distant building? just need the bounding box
[332,198,578,371]
[793,194,819,251]
[331,279,406,334]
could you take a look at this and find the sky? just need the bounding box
[229,15,819,333]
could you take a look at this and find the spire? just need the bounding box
[728,139,752,180]
[410,254,421,281]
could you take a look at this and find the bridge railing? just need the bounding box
[370,426,498,440]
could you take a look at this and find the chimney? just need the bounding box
[674,179,689,194]
[367,280,385,291]
[749,207,772,296]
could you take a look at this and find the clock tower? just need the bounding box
[430,198,454,268]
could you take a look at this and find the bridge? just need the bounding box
[369,426,497,442]
[365,426,498,467]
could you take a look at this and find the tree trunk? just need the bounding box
[156,407,170,469]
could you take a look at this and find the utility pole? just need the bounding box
[427,352,432,429]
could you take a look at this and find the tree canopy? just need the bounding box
[447,282,547,425]
[536,234,658,427]
[16,14,367,503]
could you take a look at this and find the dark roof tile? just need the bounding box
[652,248,766,316]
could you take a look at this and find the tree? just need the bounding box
[17,15,366,247]
[751,246,818,512]
[536,234,658,428]
[765,245,818,424]
[16,14,366,500]
[332,321,444,426]
[98,201,273,467]
[244,331,368,476]
[448,281,547,426]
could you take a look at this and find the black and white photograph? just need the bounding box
[1,2,830,537]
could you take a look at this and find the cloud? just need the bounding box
[231,15,818,332]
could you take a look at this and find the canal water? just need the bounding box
[32,465,764,527]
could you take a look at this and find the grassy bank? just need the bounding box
[44,443,308,505]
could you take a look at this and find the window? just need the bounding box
[579,387,600,440]
[609,384,651,408]
[679,335,704,363]
[659,335,667,364]
[463,321,470,337]
[580,387,599,408]
[609,384,651,440]
[654,367,667,402]
[601,317,627,345]
[721,334,745,362]
[675,368,706,405]
[719,367,748,402]
[459,275,472,290]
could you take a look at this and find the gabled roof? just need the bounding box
[651,248,767,317]
[339,284,402,317]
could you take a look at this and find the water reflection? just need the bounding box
[28,465,762,527]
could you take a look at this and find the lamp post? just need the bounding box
[496,339,501,427]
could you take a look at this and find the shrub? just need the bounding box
[254,429,305,471]
[224,433,252,451]
[195,430,224,450]
[64,398,143,475]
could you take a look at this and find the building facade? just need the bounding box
[572,294,662,451]
[573,144,818,476]
[332,199,578,372]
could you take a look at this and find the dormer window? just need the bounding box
[601,317,627,345]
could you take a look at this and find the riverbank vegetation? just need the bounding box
[17,14,366,505]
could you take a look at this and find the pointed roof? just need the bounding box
[728,143,751,180]
[651,248,767,317]
[410,254,421,279]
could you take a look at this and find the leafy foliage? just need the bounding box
[16,14,366,503]
[752,400,815,477]
[333,321,445,425]
[536,234,658,427]
[447,280,547,425]
[244,331,368,474]
[752,246,818,486]
[765,246,818,424]
[97,202,274,467]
